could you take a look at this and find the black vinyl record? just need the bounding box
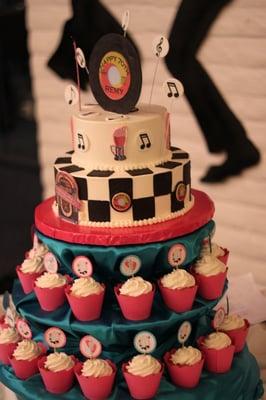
[89,33,142,114]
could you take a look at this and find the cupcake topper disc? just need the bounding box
[134,331,157,354]
[5,307,17,328]
[72,256,93,278]
[168,244,187,268]
[178,321,192,347]
[213,307,225,331]
[16,318,32,340]
[120,255,141,277]
[64,84,79,106]
[163,79,184,100]
[80,335,102,359]
[43,252,58,274]
[44,327,66,351]
[152,35,169,58]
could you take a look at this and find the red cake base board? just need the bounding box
[35,189,214,246]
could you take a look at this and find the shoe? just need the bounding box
[201,141,260,183]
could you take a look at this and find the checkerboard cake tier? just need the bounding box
[54,147,193,227]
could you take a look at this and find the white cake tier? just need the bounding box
[70,104,171,171]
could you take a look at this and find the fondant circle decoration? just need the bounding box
[134,331,157,354]
[175,181,186,202]
[44,327,66,349]
[80,335,102,359]
[72,256,93,278]
[16,319,32,340]
[120,255,141,276]
[178,321,192,344]
[89,33,142,114]
[111,192,131,212]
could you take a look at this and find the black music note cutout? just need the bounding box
[77,133,85,150]
[139,133,151,150]
[156,37,164,57]
[167,81,179,98]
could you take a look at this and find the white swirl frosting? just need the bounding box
[194,255,226,277]
[0,327,20,344]
[28,243,49,259]
[161,269,195,289]
[119,277,152,297]
[70,277,103,297]
[170,346,202,366]
[126,354,161,377]
[219,314,245,331]
[35,272,67,289]
[13,340,41,361]
[81,359,113,377]
[44,352,74,372]
[201,242,225,258]
[21,256,44,274]
[203,332,231,350]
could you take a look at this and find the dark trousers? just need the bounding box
[165,0,247,154]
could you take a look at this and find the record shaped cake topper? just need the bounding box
[89,33,142,114]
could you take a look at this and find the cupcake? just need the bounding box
[28,242,49,259]
[158,269,197,313]
[219,314,250,353]
[197,331,235,373]
[16,256,45,294]
[191,255,227,300]
[75,358,117,400]
[38,352,76,394]
[65,277,105,321]
[123,354,163,399]
[34,272,71,311]
[115,277,155,321]
[201,242,229,265]
[0,327,21,365]
[9,339,46,380]
[164,346,204,388]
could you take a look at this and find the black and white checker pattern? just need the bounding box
[54,147,191,223]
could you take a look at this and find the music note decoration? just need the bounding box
[76,132,89,152]
[64,84,79,106]
[163,79,184,99]
[152,35,169,58]
[138,132,151,150]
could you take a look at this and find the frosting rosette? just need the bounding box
[81,358,113,377]
[12,339,41,361]
[35,272,67,289]
[119,276,152,297]
[194,255,226,277]
[161,269,195,289]
[219,314,245,331]
[126,354,161,377]
[203,332,231,350]
[0,327,20,344]
[70,277,103,297]
[21,256,44,274]
[170,346,202,366]
[201,242,225,258]
[44,352,74,372]
[28,243,48,259]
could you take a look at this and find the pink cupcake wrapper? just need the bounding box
[164,350,204,388]
[122,361,164,400]
[218,248,229,265]
[16,265,43,295]
[65,284,105,321]
[158,279,197,313]
[34,275,72,311]
[75,360,117,400]
[220,319,250,353]
[197,336,235,373]
[38,355,76,394]
[190,267,227,300]
[9,342,46,380]
[114,284,155,321]
[0,342,19,365]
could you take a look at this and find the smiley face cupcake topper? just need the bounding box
[44,327,66,352]
[16,318,32,340]
[72,256,93,278]
[178,321,192,347]
[168,244,187,268]
[134,331,157,354]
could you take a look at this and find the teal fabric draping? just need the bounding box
[0,347,263,400]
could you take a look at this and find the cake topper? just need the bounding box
[43,252,59,274]
[80,335,102,359]
[44,327,66,351]
[134,331,157,354]
[16,318,32,340]
[168,243,187,268]
[120,255,141,277]
[72,39,82,111]
[64,84,79,106]
[149,35,169,104]
[89,33,142,114]
[177,321,192,347]
[72,256,93,278]
[163,78,184,99]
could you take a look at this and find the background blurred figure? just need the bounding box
[165,0,260,183]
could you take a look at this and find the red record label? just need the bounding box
[111,192,131,212]
[16,319,32,340]
[80,335,102,359]
[44,327,66,349]
[72,256,93,278]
